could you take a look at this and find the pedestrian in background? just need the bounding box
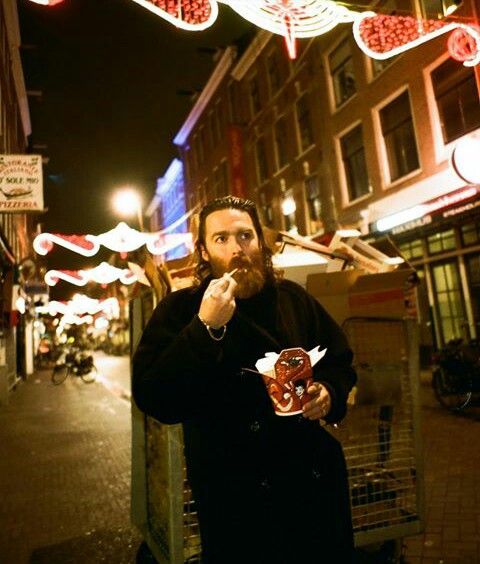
[132,196,357,563]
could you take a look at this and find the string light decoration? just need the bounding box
[44,262,139,287]
[29,0,480,62]
[33,222,193,257]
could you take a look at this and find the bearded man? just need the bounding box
[132,196,357,563]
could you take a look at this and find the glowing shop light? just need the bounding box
[94,317,110,330]
[281,196,297,216]
[451,134,480,184]
[376,186,478,231]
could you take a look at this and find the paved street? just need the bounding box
[0,359,479,563]
[0,359,141,564]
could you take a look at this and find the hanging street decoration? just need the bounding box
[128,0,480,64]
[28,0,480,63]
[28,0,480,64]
[36,295,120,318]
[44,262,140,287]
[33,221,193,258]
[353,14,480,67]
[28,0,64,5]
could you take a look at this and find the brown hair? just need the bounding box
[193,196,275,285]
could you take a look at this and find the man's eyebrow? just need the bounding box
[210,228,254,238]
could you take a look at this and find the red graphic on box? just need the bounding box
[263,348,314,416]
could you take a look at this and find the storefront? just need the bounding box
[371,186,480,356]
[0,231,18,404]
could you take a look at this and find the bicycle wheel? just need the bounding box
[432,367,472,412]
[81,364,97,384]
[51,365,69,385]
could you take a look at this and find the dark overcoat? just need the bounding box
[132,278,357,563]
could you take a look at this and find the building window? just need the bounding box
[267,51,281,97]
[340,125,370,201]
[214,101,223,143]
[255,137,269,185]
[228,82,239,124]
[259,191,273,227]
[380,90,420,182]
[249,74,262,117]
[432,260,466,344]
[427,228,456,254]
[329,38,356,107]
[461,222,480,246]
[296,94,314,153]
[305,175,322,233]
[398,239,423,260]
[432,58,480,144]
[372,57,396,76]
[274,115,289,170]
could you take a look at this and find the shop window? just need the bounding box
[431,58,480,144]
[305,175,322,233]
[249,74,262,117]
[255,136,269,185]
[259,191,273,227]
[274,115,289,170]
[267,51,281,97]
[380,90,420,182]
[329,38,357,107]
[398,239,423,260]
[461,222,480,246]
[296,94,314,153]
[228,82,239,124]
[465,253,480,332]
[432,261,466,343]
[427,229,456,254]
[340,125,370,201]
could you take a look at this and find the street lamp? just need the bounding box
[112,188,144,231]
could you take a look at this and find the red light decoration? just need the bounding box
[353,13,480,66]
[448,27,480,63]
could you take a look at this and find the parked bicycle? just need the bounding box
[431,338,480,412]
[51,348,97,385]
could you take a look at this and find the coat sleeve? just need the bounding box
[132,292,224,424]
[308,294,357,424]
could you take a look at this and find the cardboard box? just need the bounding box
[306,268,417,325]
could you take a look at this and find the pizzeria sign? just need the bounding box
[0,154,44,212]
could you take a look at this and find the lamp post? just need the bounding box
[112,188,144,231]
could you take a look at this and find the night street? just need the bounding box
[0,363,478,563]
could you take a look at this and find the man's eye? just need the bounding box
[215,236,226,243]
[240,232,253,241]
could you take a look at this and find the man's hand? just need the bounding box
[302,382,332,421]
[198,273,237,329]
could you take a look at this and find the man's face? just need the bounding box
[201,208,266,299]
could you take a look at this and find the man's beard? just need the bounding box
[208,251,267,299]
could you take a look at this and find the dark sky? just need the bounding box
[18,0,252,236]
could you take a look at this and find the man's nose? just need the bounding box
[229,237,243,254]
